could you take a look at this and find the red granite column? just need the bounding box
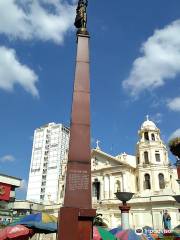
[57,22,96,240]
[58,1,96,238]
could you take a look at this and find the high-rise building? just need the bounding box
[26,123,69,204]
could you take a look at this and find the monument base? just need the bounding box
[58,207,96,240]
[119,204,131,230]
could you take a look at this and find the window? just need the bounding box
[159,173,165,189]
[93,157,98,167]
[144,151,149,164]
[144,174,151,189]
[60,185,64,198]
[42,180,46,185]
[137,156,140,164]
[155,151,160,162]
[151,134,155,141]
[92,179,100,200]
[144,132,149,141]
[94,157,98,165]
[136,177,139,191]
[48,166,57,170]
[40,195,44,200]
[31,168,40,173]
[49,149,58,157]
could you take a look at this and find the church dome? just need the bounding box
[141,116,157,130]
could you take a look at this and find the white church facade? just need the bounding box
[89,118,180,229]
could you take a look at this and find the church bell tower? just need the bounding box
[136,116,171,193]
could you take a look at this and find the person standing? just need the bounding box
[163,210,171,230]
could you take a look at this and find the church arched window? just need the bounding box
[136,177,139,192]
[155,151,160,162]
[137,156,140,164]
[60,185,64,198]
[151,133,155,141]
[144,151,149,164]
[159,173,165,189]
[144,132,149,141]
[144,174,151,189]
[92,179,100,200]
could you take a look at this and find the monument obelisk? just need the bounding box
[58,1,96,239]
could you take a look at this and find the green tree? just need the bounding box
[93,213,108,227]
[169,137,180,158]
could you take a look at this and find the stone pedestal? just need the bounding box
[59,208,96,240]
[119,204,131,230]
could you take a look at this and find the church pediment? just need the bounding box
[91,149,133,171]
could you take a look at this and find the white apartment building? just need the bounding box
[26,123,69,204]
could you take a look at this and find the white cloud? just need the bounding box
[122,20,180,96]
[0,0,75,44]
[0,46,38,96]
[169,128,180,140]
[0,154,15,162]
[167,97,180,111]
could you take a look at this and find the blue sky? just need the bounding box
[0,0,180,199]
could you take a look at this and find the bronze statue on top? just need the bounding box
[74,0,88,34]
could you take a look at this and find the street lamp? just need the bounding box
[114,191,134,230]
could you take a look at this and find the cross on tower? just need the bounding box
[146,115,149,121]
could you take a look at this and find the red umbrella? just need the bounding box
[0,224,34,240]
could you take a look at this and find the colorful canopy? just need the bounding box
[0,224,34,240]
[11,212,57,233]
[109,227,123,235]
[93,226,117,240]
[110,228,148,240]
